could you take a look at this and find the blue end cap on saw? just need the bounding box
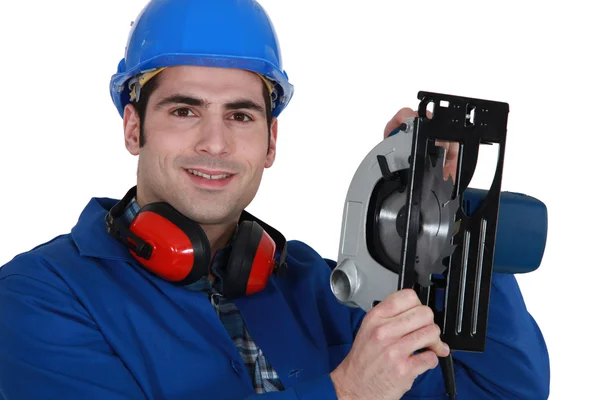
[462,188,548,274]
[389,126,402,136]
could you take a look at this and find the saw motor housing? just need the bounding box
[330,91,509,352]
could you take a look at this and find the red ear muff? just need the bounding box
[127,203,211,285]
[222,220,277,298]
[106,186,288,295]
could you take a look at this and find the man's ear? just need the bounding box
[265,117,278,168]
[124,104,141,156]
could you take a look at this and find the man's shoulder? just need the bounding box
[283,239,337,276]
[275,239,341,300]
[0,195,128,289]
[0,233,82,290]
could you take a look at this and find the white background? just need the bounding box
[0,1,597,398]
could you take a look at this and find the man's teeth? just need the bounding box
[187,169,231,180]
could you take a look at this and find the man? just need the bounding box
[0,0,550,399]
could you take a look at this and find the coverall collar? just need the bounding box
[71,197,134,261]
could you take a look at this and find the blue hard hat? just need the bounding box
[109,0,294,118]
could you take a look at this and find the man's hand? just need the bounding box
[383,107,459,182]
[330,289,449,400]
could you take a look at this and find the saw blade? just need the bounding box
[376,145,460,287]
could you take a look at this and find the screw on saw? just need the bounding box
[388,122,409,138]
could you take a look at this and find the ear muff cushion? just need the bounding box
[223,221,270,298]
[245,230,277,295]
[129,203,211,285]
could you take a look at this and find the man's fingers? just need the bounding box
[383,108,433,139]
[370,289,423,319]
[443,141,459,182]
[407,350,440,378]
[369,305,436,343]
[435,140,459,182]
[402,324,449,358]
[444,158,458,182]
[384,108,459,182]
[384,107,417,138]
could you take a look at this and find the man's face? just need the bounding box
[123,65,277,227]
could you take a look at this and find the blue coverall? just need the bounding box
[0,197,550,399]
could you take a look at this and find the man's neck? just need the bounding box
[203,221,237,262]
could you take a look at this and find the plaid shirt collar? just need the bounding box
[121,196,231,294]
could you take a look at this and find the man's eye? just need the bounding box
[231,113,251,122]
[172,108,195,117]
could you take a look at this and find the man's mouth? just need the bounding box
[186,169,233,180]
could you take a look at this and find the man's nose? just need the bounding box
[194,117,231,156]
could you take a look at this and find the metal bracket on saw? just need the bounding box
[399,91,509,352]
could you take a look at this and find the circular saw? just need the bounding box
[330,91,512,400]
[329,119,460,312]
[330,91,511,357]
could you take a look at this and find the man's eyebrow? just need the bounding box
[153,94,207,110]
[225,99,265,115]
[152,94,265,115]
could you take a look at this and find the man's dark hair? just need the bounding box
[130,73,274,150]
